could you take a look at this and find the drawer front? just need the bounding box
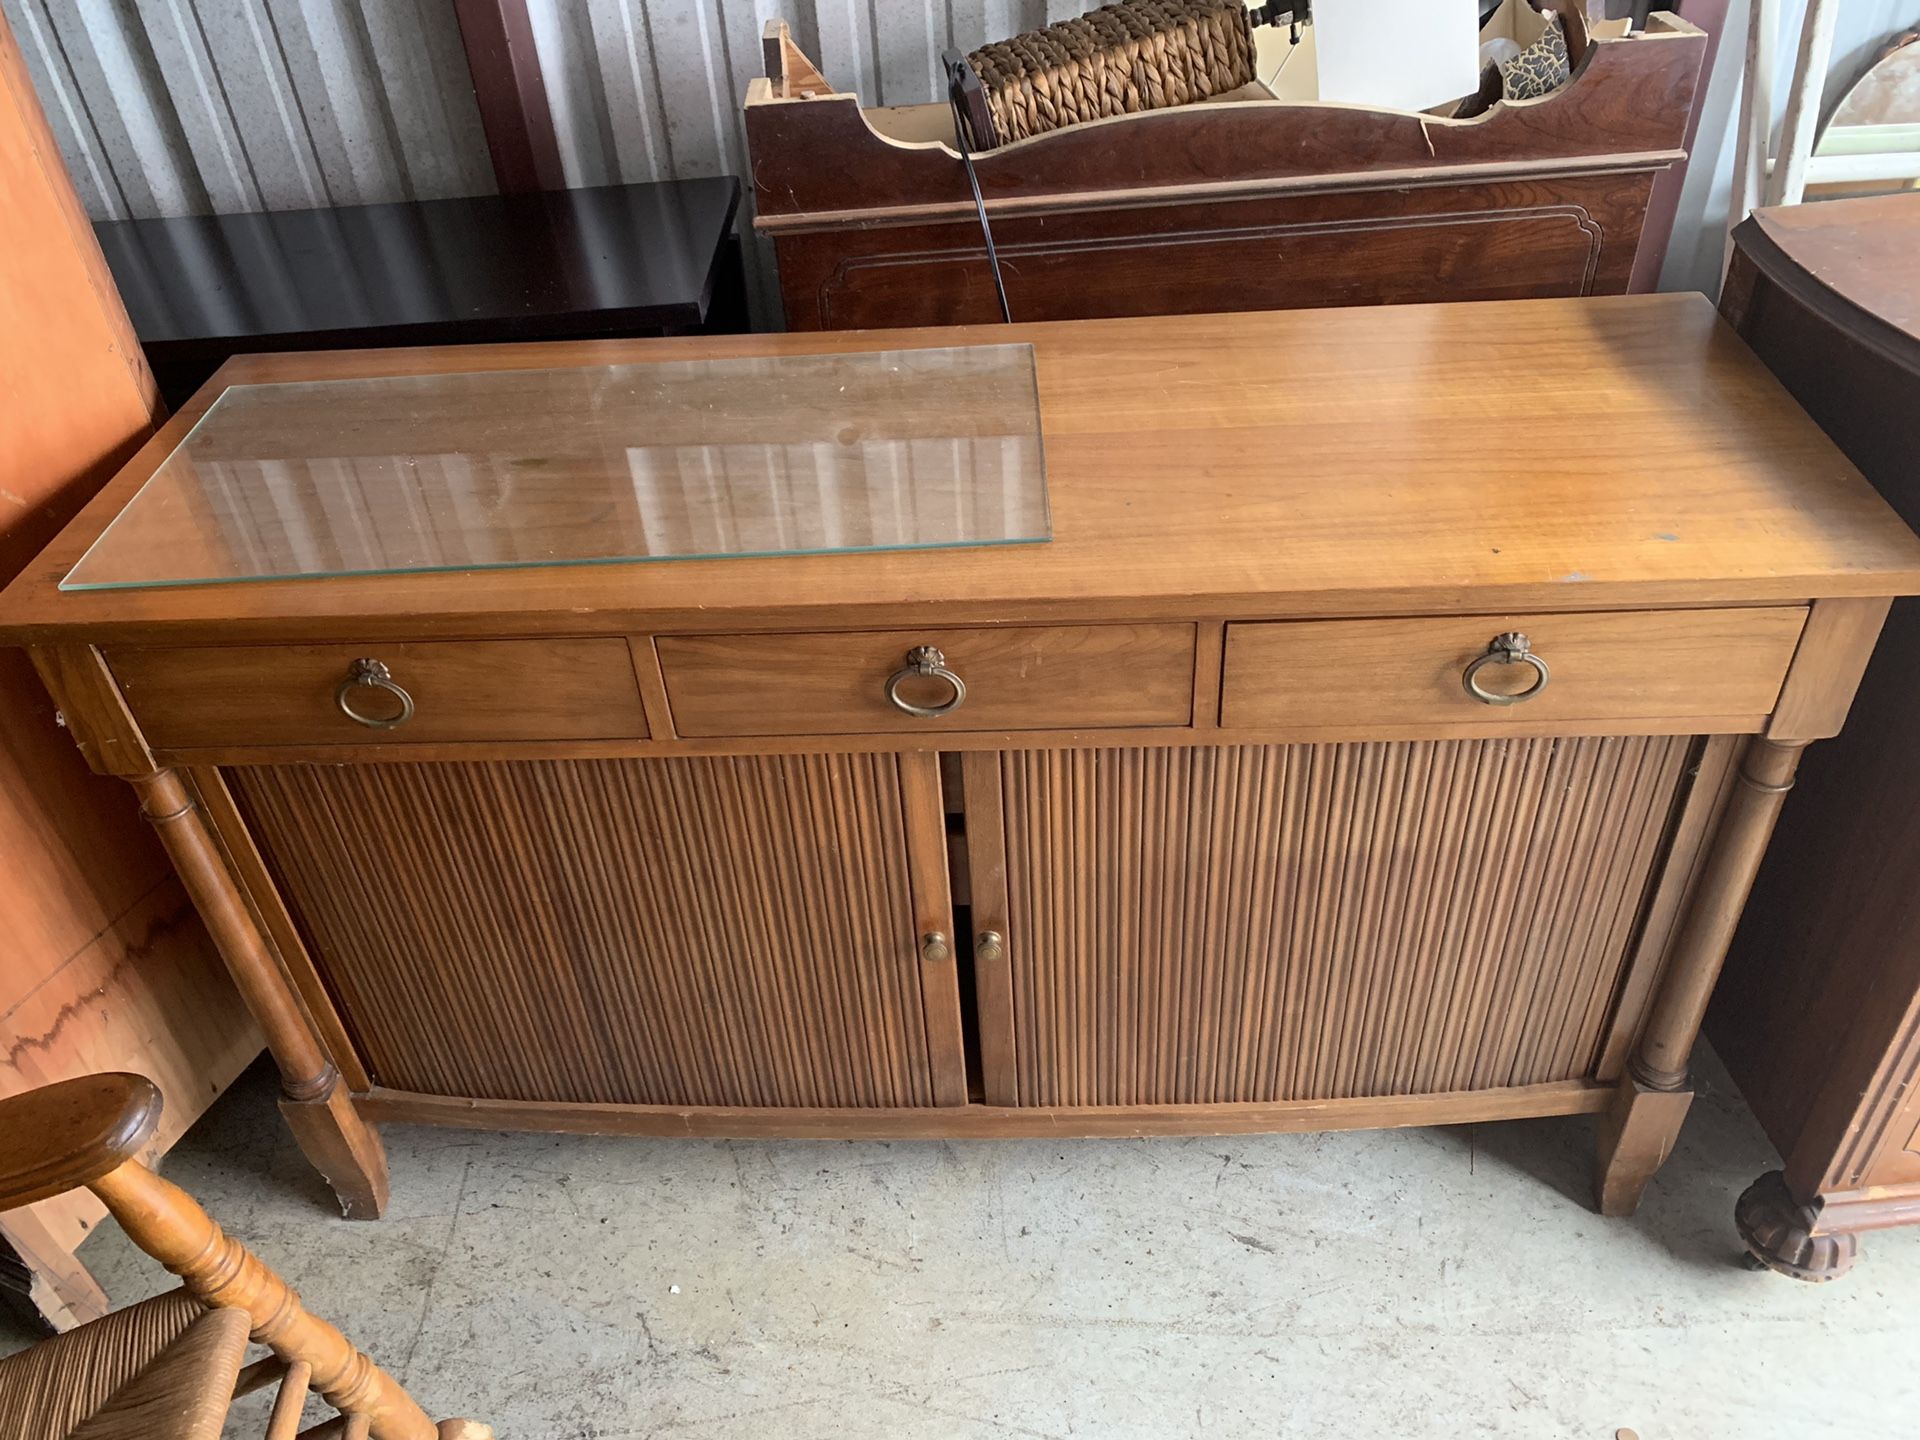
[659,624,1195,738]
[1221,608,1808,731]
[109,638,649,748]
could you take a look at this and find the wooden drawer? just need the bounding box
[658,624,1195,737]
[1220,608,1808,731]
[108,638,649,749]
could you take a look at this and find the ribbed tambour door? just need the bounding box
[967,738,1696,1107]
[231,755,952,1108]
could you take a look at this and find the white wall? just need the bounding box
[1659,0,1919,297]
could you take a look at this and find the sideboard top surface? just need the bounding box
[4,293,1918,645]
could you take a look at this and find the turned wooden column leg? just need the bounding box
[88,1159,489,1440]
[1595,737,1807,1217]
[133,768,390,1219]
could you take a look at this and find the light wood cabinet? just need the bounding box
[227,754,962,1109]
[963,738,1699,1109]
[3,296,1918,1238]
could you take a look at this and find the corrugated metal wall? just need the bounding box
[4,0,1089,323]
[10,1,1915,320]
[526,1,1081,191]
[521,0,1084,316]
[2,0,492,220]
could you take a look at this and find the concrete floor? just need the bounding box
[7,1049,1918,1439]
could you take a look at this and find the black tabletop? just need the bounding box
[96,177,742,362]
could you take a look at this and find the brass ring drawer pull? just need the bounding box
[1462,632,1550,706]
[885,645,967,718]
[335,657,415,729]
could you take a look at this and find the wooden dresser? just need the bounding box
[746,12,1707,329]
[2,295,1916,1228]
[1711,196,1920,1279]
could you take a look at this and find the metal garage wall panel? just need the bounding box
[7,0,1096,323]
[525,0,1080,195]
[2,0,492,221]
[520,0,1081,322]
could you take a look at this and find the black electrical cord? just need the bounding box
[947,61,1013,324]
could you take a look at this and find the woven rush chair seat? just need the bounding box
[0,1074,489,1440]
[0,1288,249,1440]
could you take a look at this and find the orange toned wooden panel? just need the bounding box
[108,638,649,749]
[658,623,1195,738]
[1220,609,1807,732]
[7,299,1920,653]
[229,755,958,1109]
[0,12,156,586]
[971,738,1694,1107]
[0,7,256,1329]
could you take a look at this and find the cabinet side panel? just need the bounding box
[229,755,940,1108]
[995,738,1693,1106]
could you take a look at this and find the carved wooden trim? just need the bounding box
[1595,734,1740,1079]
[1766,596,1892,740]
[1191,621,1225,731]
[960,752,1018,1106]
[1821,986,1920,1192]
[760,19,832,98]
[815,204,1609,327]
[624,636,674,741]
[1800,1176,1920,1235]
[27,644,154,776]
[356,1076,1612,1137]
[746,22,1707,223]
[756,158,1674,235]
[900,752,968,1105]
[1630,736,1808,1090]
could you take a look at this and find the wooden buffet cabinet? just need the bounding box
[2,295,1917,1228]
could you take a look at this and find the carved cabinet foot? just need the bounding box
[1735,1170,1857,1282]
[280,1081,391,1221]
[1593,1076,1694,1217]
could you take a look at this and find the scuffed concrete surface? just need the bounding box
[6,1046,1916,1438]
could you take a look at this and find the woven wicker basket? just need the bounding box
[965,0,1259,145]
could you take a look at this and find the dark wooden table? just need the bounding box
[96,178,745,407]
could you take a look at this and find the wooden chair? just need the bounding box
[0,1073,488,1440]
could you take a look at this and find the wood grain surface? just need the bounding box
[230,756,960,1110]
[108,638,649,749]
[5,296,1918,649]
[967,737,1693,1106]
[659,623,1194,737]
[1220,608,1806,730]
[357,1076,1612,1139]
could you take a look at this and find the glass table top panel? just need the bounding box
[62,344,1049,590]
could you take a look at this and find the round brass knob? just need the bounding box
[885,645,967,719]
[1462,632,1550,707]
[920,931,952,964]
[976,930,1005,965]
[335,657,415,729]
